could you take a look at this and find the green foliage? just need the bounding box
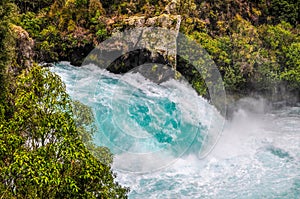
[75,0,88,7]
[37,25,60,62]
[177,0,197,16]
[0,3,299,197]
[258,21,299,90]
[189,28,246,92]
[0,65,129,198]
[15,0,109,65]
[96,28,107,40]
[18,11,46,37]
[285,42,300,69]
[269,0,299,26]
[72,100,113,166]
[228,15,262,90]
[13,0,55,13]
[0,11,9,104]
[258,21,295,51]
[1,2,128,196]
[0,1,18,120]
[251,0,299,26]
[280,42,300,89]
[191,78,208,96]
[188,14,298,93]
[4,0,300,99]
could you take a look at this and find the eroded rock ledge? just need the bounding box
[85,14,182,73]
[9,25,35,76]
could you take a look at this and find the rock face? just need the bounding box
[85,14,182,76]
[124,14,181,69]
[11,25,35,74]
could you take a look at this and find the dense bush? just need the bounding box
[0,65,129,198]
[0,1,129,198]
[1,0,299,196]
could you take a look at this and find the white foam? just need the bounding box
[51,63,300,198]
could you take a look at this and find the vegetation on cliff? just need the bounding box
[12,0,300,98]
[0,0,128,198]
[0,0,299,196]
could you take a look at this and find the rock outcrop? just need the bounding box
[84,14,182,75]
[10,25,35,75]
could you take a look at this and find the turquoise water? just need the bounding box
[51,62,300,198]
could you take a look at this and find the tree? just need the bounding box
[1,1,128,196]
[280,42,300,89]
[0,65,129,198]
[0,0,19,121]
[72,100,113,166]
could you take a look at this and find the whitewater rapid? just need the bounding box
[51,62,300,198]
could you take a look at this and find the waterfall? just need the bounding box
[51,62,300,198]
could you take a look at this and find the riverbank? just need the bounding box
[13,0,299,102]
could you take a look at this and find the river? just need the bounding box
[51,62,300,199]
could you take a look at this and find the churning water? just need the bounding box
[51,62,300,198]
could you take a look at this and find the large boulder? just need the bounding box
[85,14,182,74]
